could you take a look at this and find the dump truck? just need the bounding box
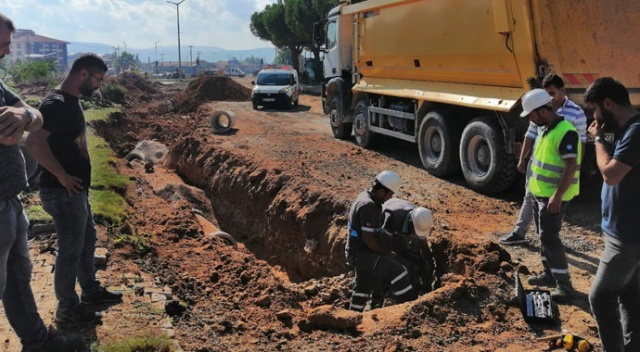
[317,0,640,194]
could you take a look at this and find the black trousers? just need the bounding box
[349,249,416,311]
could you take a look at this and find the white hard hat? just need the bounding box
[411,207,433,238]
[375,170,401,194]
[520,88,552,117]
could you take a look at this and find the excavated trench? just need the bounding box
[165,136,495,287]
[83,75,607,350]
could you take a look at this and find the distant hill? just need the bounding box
[68,42,276,64]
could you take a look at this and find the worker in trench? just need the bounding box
[345,171,433,311]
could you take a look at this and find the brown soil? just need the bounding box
[1,75,606,351]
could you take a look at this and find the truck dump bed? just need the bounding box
[346,0,640,108]
[533,0,640,105]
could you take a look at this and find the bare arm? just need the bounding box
[25,129,84,195]
[0,102,43,146]
[518,137,535,174]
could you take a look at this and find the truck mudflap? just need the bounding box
[325,77,354,139]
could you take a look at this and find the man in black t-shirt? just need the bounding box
[26,54,123,328]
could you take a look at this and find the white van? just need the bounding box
[251,69,300,109]
[226,67,245,78]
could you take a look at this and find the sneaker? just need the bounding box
[25,333,86,352]
[527,272,556,287]
[55,305,102,328]
[551,283,575,302]
[81,285,123,304]
[499,232,526,245]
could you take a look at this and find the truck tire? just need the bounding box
[459,116,516,194]
[353,99,376,148]
[418,110,462,177]
[329,97,352,140]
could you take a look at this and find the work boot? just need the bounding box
[81,285,123,304]
[527,272,555,287]
[55,305,102,329]
[551,283,575,302]
[24,333,86,352]
[499,232,527,245]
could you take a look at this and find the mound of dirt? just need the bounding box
[171,76,251,113]
[108,72,161,96]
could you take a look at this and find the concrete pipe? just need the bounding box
[211,110,236,134]
[209,231,238,248]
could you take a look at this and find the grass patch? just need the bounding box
[24,204,52,222]
[88,131,129,192]
[83,107,131,224]
[91,335,174,352]
[85,106,120,122]
[89,189,128,224]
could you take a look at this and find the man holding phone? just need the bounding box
[586,77,640,352]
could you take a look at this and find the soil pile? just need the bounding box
[108,72,161,95]
[171,76,251,113]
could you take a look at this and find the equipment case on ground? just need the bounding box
[515,272,560,325]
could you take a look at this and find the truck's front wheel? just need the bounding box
[353,100,376,148]
[459,116,516,194]
[418,110,462,177]
[329,97,352,139]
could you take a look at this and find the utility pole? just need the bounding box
[167,0,187,80]
[114,45,120,73]
[154,40,161,73]
[160,53,164,73]
[189,45,193,68]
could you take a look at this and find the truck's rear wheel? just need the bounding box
[418,110,462,177]
[353,100,376,148]
[459,116,516,194]
[329,97,352,139]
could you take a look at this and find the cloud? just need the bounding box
[3,0,276,50]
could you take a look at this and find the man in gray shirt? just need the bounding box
[0,12,83,351]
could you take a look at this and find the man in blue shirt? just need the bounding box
[586,77,640,352]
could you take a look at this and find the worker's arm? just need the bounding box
[548,131,579,213]
[24,117,84,195]
[518,122,538,173]
[0,101,43,146]
[588,120,637,185]
[361,231,391,255]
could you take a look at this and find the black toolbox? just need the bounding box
[515,272,560,325]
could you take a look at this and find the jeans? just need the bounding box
[40,188,99,315]
[589,235,640,352]
[514,161,533,236]
[0,196,48,348]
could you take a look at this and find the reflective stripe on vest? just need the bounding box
[529,119,581,201]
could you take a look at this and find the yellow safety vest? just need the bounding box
[529,120,581,201]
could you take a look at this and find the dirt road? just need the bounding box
[1,75,605,351]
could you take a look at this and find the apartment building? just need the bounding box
[9,29,69,71]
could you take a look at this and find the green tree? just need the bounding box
[251,0,339,81]
[9,60,56,85]
[250,1,306,72]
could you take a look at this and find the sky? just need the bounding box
[2,0,277,52]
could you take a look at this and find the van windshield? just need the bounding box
[257,73,290,85]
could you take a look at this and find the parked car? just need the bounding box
[251,69,300,110]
